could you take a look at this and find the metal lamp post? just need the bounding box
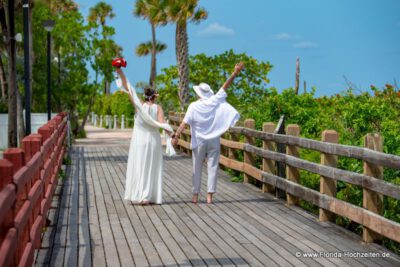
[43,19,55,121]
[23,0,31,135]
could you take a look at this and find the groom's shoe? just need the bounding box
[192,194,198,204]
[207,193,213,204]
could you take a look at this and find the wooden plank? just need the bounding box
[96,146,135,267]
[91,147,121,267]
[261,170,400,243]
[243,163,262,181]
[77,147,92,267]
[219,155,243,172]
[363,133,384,243]
[320,130,338,222]
[104,146,160,267]
[190,158,379,267]
[172,153,400,266]
[63,147,80,267]
[244,144,400,200]
[220,138,244,150]
[49,147,76,267]
[178,139,191,150]
[164,159,307,266]
[243,119,255,184]
[286,124,300,206]
[229,126,400,169]
[209,172,367,267]
[262,122,276,193]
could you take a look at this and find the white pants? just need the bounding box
[192,137,220,194]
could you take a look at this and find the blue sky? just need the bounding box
[77,0,400,96]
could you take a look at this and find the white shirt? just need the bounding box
[183,88,240,149]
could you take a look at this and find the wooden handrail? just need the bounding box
[168,113,400,245]
[229,127,400,169]
[244,143,400,200]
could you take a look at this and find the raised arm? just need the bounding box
[115,68,143,109]
[221,62,245,91]
[115,68,129,93]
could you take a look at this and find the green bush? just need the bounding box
[92,91,135,127]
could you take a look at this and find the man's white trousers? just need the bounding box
[191,137,220,194]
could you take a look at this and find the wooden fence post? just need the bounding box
[262,122,276,193]
[286,124,300,206]
[100,115,103,128]
[319,130,338,222]
[363,133,383,243]
[244,119,255,184]
[228,132,239,161]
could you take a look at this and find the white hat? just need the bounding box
[193,83,214,99]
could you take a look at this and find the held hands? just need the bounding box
[171,137,179,146]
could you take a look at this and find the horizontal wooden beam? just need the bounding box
[220,138,244,150]
[229,127,400,170]
[219,155,244,172]
[170,125,191,136]
[244,144,400,200]
[219,155,263,181]
[178,139,191,150]
[261,170,400,243]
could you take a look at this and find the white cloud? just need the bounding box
[273,32,296,40]
[293,41,318,49]
[198,23,235,37]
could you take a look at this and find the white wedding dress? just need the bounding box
[124,103,163,204]
[117,77,175,204]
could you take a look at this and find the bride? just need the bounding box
[115,65,175,205]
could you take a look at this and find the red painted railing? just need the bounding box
[0,112,68,267]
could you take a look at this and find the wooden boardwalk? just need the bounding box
[34,129,400,267]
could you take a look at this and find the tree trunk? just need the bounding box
[16,87,25,145]
[175,22,190,111]
[149,23,156,89]
[295,57,300,95]
[57,50,61,88]
[7,0,18,147]
[0,6,7,101]
[0,53,7,100]
[77,95,95,135]
[104,79,110,95]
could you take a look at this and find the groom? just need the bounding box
[172,62,245,204]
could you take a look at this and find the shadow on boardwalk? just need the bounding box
[35,127,400,267]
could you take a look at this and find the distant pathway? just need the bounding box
[34,125,400,266]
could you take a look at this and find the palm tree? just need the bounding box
[134,0,167,89]
[88,2,116,94]
[166,0,207,110]
[88,1,115,38]
[135,40,167,86]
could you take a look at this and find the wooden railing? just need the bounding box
[168,112,400,245]
[0,112,68,267]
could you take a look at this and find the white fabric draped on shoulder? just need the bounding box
[116,77,176,156]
